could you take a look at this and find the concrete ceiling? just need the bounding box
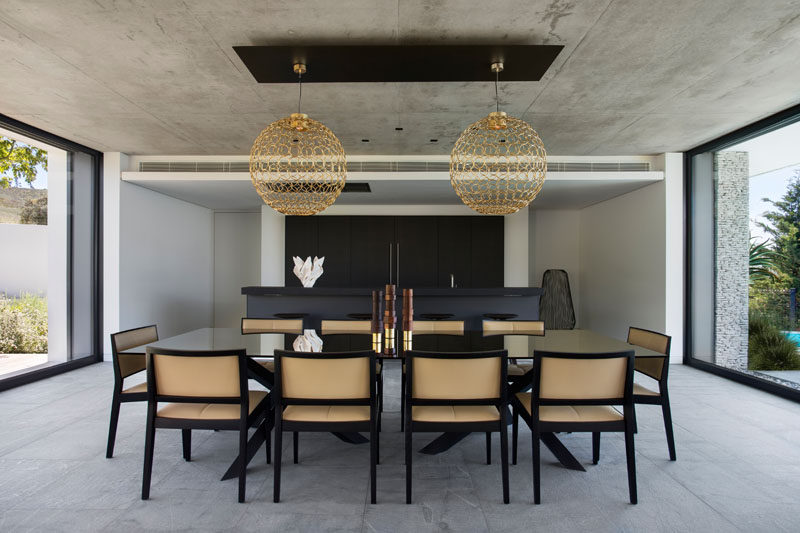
[1,0,799,156]
[124,174,660,211]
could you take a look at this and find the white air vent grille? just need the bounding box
[139,160,650,173]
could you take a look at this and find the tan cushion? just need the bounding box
[412,321,464,335]
[122,382,147,394]
[483,320,544,336]
[507,363,533,376]
[516,392,623,422]
[634,356,666,381]
[539,356,627,400]
[242,318,303,335]
[633,382,659,396]
[118,353,146,379]
[260,359,381,374]
[153,354,240,397]
[282,405,370,422]
[412,405,500,422]
[282,356,370,399]
[412,356,501,400]
[628,327,669,356]
[157,390,268,420]
[321,320,372,335]
[113,326,158,353]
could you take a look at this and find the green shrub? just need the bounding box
[0,293,48,354]
[748,313,800,371]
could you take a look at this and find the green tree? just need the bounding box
[749,237,783,285]
[20,196,47,225]
[758,169,800,289]
[0,135,48,189]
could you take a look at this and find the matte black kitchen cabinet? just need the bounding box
[285,216,503,288]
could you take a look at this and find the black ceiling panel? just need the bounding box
[233,45,563,83]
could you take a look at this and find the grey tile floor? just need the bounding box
[1,362,800,532]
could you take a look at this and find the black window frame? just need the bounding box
[0,113,103,391]
[684,102,800,403]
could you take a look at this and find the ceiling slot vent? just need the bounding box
[343,182,371,193]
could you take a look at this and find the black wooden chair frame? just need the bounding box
[404,349,510,505]
[141,348,271,503]
[629,326,676,461]
[512,350,637,504]
[272,349,378,504]
[107,324,157,458]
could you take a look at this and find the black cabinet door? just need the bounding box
[350,216,395,289]
[284,217,319,287]
[397,217,438,288]
[316,216,351,287]
[437,216,473,288]
[471,217,504,287]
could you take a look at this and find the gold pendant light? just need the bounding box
[250,63,346,216]
[450,62,546,215]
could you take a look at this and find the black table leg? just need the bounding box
[221,417,272,481]
[540,433,586,471]
[332,432,370,444]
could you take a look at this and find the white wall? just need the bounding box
[529,209,581,326]
[579,182,667,342]
[214,212,261,328]
[119,183,213,339]
[0,224,47,297]
[102,152,127,356]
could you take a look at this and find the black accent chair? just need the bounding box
[404,349,509,504]
[513,350,637,504]
[107,325,158,458]
[628,327,676,460]
[141,348,271,503]
[272,349,378,504]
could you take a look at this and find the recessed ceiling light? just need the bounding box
[361,139,370,143]
[395,127,404,131]
[430,139,438,143]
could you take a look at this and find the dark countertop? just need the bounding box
[242,286,541,296]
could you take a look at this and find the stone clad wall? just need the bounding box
[714,151,749,370]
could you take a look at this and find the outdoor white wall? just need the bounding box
[214,212,261,328]
[0,224,47,297]
[47,149,68,363]
[529,209,581,326]
[119,183,213,339]
[579,182,667,343]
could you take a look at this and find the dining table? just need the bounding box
[417,329,667,472]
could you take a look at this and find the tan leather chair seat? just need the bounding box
[123,382,147,394]
[282,405,370,422]
[259,359,381,374]
[516,392,623,422]
[633,382,659,396]
[507,363,533,376]
[157,390,268,420]
[411,405,500,423]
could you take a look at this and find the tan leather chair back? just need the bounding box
[321,320,372,335]
[412,321,464,336]
[152,353,241,398]
[242,318,303,335]
[281,355,370,399]
[483,320,544,336]
[539,356,627,400]
[628,327,670,380]
[412,356,501,400]
[112,326,158,378]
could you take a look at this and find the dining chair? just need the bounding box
[404,349,509,504]
[321,320,384,433]
[141,347,271,503]
[107,325,158,458]
[241,317,304,372]
[400,320,465,431]
[628,326,675,460]
[272,349,377,504]
[513,350,637,504]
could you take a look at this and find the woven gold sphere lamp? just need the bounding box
[250,63,347,216]
[450,62,547,215]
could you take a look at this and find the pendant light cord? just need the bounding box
[495,69,499,113]
[297,71,303,114]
